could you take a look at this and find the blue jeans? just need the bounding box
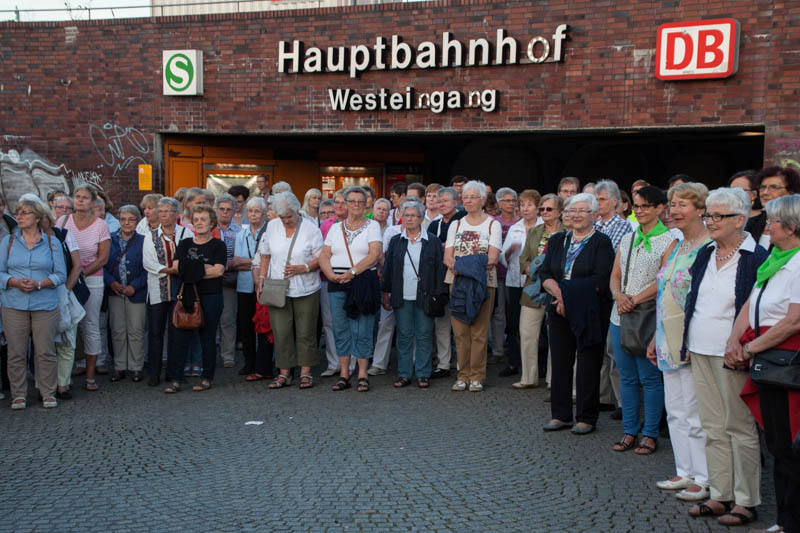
[328,290,376,359]
[609,323,664,438]
[394,300,434,379]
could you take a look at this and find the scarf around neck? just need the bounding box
[633,220,669,253]
[755,244,800,288]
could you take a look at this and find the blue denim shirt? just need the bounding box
[233,223,263,294]
[0,232,67,311]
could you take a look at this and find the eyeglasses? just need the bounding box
[540,207,557,212]
[462,195,481,201]
[346,200,365,205]
[16,210,36,217]
[759,184,786,192]
[564,209,591,215]
[499,198,516,203]
[701,213,741,222]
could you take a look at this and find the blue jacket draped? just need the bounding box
[449,254,489,325]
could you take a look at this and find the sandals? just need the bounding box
[299,375,314,389]
[612,434,637,452]
[268,374,292,389]
[331,377,351,391]
[634,437,658,455]
[393,377,412,388]
[357,377,370,392]
[164,382,182,394]
[718,506,757,526]
[85,379,99,392]
[688,500,732,518]
[418,377,430,389]
[192,380,213,392]
[245,373,265,382]
[11,397,26,410]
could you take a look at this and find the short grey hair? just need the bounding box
[373,198,391,210]
[215,193,237,210]
[272,191,301,217]
[319,199,334,210]
[400,199,425,218]
[568,192,599,213]
[271,181,292,195]
[765,194,800,238]
[73,183,99,201]
[158,196,180,212]
[462,180,487,200]
[56,195,74,209]
[437,187,458,202]
[706,187,751,218]
[19,193,54,225]
[344,186,368,202]
[495,187,517,201]
[245,196,267,212]
[595,180,621,205]
[118,204,142,222]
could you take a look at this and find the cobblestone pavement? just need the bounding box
[1,358,776,532]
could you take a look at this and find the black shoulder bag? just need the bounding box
[749,278,800,389]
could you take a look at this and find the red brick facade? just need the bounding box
[0,0,798,207]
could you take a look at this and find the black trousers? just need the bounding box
[547,311,606,426]
[759,385,800,533]
[238,292,258,373]
[506,287,523,368]
[146,301,176,378]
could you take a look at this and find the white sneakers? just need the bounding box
[468,381,484,392]
[367,366,386,376]
[656,476,694,490]
[451,380,484,391]
[451,380,467,391]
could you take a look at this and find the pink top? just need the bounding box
[59,215,111,276]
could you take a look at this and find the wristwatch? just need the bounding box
[37,280,42,290]
[305,263,310,272]
[743,343,754,357]
[349,268,357,276]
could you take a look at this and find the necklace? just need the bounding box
[716,235,746,262]
[345,218,365,231]
[679,231,706,253]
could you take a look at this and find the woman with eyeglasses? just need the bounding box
[540,193,614,433]
[747,166,800,247]
[608,186,675,450]
[677,187,767,526]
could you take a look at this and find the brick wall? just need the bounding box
[0,0,798,206]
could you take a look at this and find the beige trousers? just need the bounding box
[3,307,59,400]
[519,305,545,385]
[108,295,147,372]
[690,351,761,506]
[452,288,495,384]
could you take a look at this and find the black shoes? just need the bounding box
[498,366,519,377]
[147,375,161,387]
[431,368,451,379]
[110,371,126,382]
[132,371,143,382]
[599,403,617,412]
[55,389,72,400]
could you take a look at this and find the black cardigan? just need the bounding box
[539,231,615,303]
[382,232,447,310]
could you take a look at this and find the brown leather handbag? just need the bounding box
[172,283,204,329]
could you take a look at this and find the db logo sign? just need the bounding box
[163,50,204,96]
[656,19,740,80]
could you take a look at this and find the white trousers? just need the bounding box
[372,306,395,370]
[319,282,339,371]
[663,365,709,486]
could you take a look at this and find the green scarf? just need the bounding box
[632,220,669,253]
[755,245,800,288]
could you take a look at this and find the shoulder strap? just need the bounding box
[56,214,68,230]
[341,221,355,268]
[754,277,770,337]
[255,222,268,249]
[286,218,302,264]
[112,235,136,272]
[622,234,635,293]
[558,232,572,279]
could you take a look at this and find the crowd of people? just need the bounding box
[1,167,799,533]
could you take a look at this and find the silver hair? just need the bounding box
[462,180,487,200]
[568,192,599,213]
[765,194,800,238]
[594,180,621,204]
[271,181,292,195]
[73,183,98,201]
[319,199,334,209]
[495,187,517,201]
[706,187,751,218]
[184,187,204,206]
[344,186,368,202]
[400,199,425,218]
[245,196,267,212]
[118,205,142,222]
[272,191,301,217]
[215,193,237,209]
[437,187,458,202]
[56,195,74,208]
[373,198,391,210]
[158,197,180,212]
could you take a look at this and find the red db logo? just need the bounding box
[656,19,740,80]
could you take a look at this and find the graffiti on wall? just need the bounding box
[0,149,71,210]
[775,138,800,171]
[89,122,151,177]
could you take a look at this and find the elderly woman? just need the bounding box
[136,193,163,236]
[104,205,148,383]
[516,193,564,389]
[540,193,614,433]
[724,194,800,532]
[142,197,193,386]
[500,189,540,378]
[609,186,675,451]
[1,197,67,409]
[57,184,110,392]
[646,183,712,500]
[748,166,800,246]
[319,186,382,392]
[673,187,766,524]
[491,187,520,368]
[373,198,391,237]
[444,180,502,392]
[319,200,335,222]
[301,188,322,226]
[382,199,446,388]
[232,196,269,379]
[164,204,226,393]
[256,192,323,389]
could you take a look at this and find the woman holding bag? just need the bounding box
[609,186,674,454]
[256,192,323,390]
[164,204,226,394]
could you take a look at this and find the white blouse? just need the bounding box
[500,219,531,288]
[748,251,800,328]
[323,218,382,274]
[258,218,323,298]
